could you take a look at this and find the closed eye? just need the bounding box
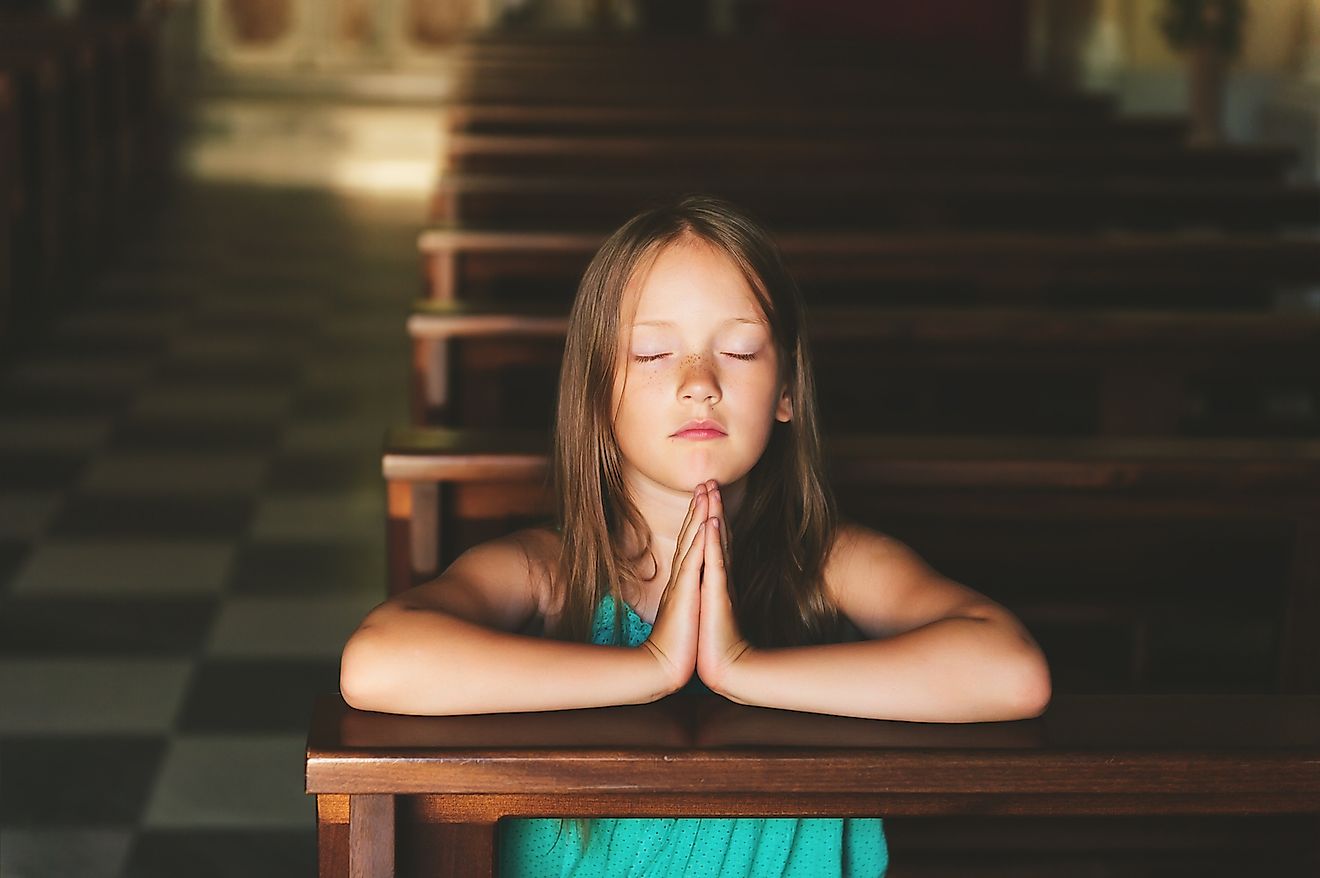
[722,353,757,361]
[633,353,670,362]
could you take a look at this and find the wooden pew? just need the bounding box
[430,174,1320,232]
[445,51,1117,110]
[382,428,1320,695]
[0,48,68,317]
[445,102,1190,142]
[0,70,15,338]
[405,301,1320,438]
[0,16,137,243]
[443,133,1296,183]
[446,59,1109,107]
[416,228,1320,307]
[307,691,1320,878]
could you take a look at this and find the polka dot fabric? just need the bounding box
[498,595,890,877]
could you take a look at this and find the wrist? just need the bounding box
[640,640,691,698]
[702,642,756,701]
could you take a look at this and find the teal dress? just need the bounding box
[498,594,890,878]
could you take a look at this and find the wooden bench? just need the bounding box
[1,15,146,280]
[444,102,1190,142]
[0,16,140,238]
[0,15,163,344]
[0,47,70,314]
[416,228,1320,307]
[430,174,1320,233]
[307,691,1320,878]
[381,428,1320,695]
[443,133,1296,183]
[405,300,1320,438]
[446,59,1108,107]
[0,70,15,337]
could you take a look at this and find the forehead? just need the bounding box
[623,238,765,324]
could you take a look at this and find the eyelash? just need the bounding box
[632,353,757,363]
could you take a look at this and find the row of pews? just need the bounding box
[309,35,1320,877]
[0,11,163,350]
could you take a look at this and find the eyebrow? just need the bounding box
[632,317,768,328]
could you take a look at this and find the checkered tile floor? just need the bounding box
[0,184,421,877]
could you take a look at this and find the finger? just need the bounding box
[671,486,704,565]
[708,485,730,558]
[679,521,707,581]
[705,516,725,573]
[680,485,703,536]
[680,489,709,558]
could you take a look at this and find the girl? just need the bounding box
[340,195,1052,877]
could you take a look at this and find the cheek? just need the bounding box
[612,368,660,430]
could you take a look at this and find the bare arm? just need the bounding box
[714,525,1052,723]
[340,532,677,715]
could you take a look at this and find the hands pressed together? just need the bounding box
[642,480,754,696]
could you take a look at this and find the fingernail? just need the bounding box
[712,518,720,530]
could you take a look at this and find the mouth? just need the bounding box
[671,419,727,440]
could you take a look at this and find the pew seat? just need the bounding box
[307,692,1320,878]
[416,227,1320,307]
[431,174,1320,232]
[444,102,1189,142]
[444,133,1296,183]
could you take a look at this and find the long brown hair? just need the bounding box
[549,194,850,650]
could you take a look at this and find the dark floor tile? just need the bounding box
[227,540,383,596]
[45,333,171,359]
[187,313,315,338]
[287,393,406,424]
[123,829,316,878]
[309,333,404,357]
[0,597,218,657]
[0,452,87,491]
[108,418,282,453]
[151,357,303,388]
[77,291,192,314]
[0,736,166,824]
[175,660,339,733]
[287,388,373,419]
[48,495,253,539]
[263,452,378,491]
[0,540,31,593]
[0,385,131,418]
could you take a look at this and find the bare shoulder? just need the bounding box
[390,526,561,633]
[823,520,1013,641]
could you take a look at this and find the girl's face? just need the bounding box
[611,237,792,498]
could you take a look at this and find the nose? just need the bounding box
[678,356,722,405]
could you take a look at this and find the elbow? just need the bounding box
[1009,649,1053,720]
[340,629,388,713]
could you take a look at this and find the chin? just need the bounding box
[673,464,750,492]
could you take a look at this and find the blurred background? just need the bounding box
[163,0,1320,192]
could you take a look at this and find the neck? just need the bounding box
[620,476,746,580]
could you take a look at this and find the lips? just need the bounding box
[671,419,727,438]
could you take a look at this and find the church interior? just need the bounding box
[2,1,1320,875]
